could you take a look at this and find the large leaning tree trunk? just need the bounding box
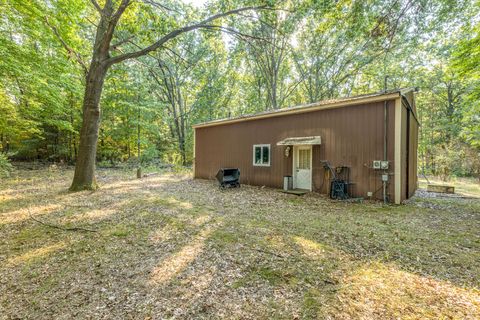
[66,0,266,191]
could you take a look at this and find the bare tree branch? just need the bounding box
[196,24,268,43]
[110,35,136,51]
[103,0,132,44]
[105,5,268,66]
[112,0,131,21]
[85,16,99,28]
[44,17,88,74]
[142,0,182,14]
[90,0,103,14]
[29,208,97,232]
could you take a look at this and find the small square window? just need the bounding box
[253,144,270,166]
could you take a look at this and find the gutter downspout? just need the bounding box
[383,76,389,203]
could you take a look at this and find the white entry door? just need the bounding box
[294,146,312,190]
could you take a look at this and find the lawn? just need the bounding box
[419,175,480,197]
[1,167,479,319]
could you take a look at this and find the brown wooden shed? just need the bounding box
[193,88,419,204]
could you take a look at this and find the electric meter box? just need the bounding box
[373,160,389,170]
[380,161,389,169]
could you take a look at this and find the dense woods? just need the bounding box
[1,0,479,183]
[1,2,480,317]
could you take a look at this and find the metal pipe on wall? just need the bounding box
[383,76,389,203]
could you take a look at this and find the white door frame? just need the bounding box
[292,145,313,191]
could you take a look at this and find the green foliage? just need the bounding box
[0,0,84,161]
[452,2,480,152]
[0,0,478,180]
[0,153,13,177]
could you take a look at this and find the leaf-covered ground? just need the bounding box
[1,167,479,319]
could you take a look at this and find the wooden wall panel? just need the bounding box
[401,106,408,201]
[408,112,419,197]
[195,100,398,201]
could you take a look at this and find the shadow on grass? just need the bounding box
[1,190,220,318]
[241,197,479,289]
[1,168,479,318]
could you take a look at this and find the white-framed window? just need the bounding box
[253,144,270,166]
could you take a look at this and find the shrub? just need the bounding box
[0,153,13,177]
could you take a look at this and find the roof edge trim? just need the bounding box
[193,92,401,129]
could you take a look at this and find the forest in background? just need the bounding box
[0,0,479,181]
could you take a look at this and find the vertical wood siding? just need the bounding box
[401,105,408,200]
[406,92,419,199]
[195,100,403,201]
[408,112,419,198]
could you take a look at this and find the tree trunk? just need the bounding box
[64,1,264,191]
[73,136,77,162]
[70,62,108,191]
[69,0,115,191]
[179,136,186,166]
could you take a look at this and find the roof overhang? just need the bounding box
[277,136,321,146]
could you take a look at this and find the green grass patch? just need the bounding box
[210,229,238,245]
[302,288,323,319]
[108,224,132,237]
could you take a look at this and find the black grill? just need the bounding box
[216,168,240,188]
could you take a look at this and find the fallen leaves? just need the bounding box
[0,167,478,319]
[149,225,216,286]
[7,242,67,265]
[331,262,480,319]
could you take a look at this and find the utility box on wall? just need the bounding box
[373,160,389,170]
[283,175,293,190]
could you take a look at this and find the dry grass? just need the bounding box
[419,175,480,197]
[0,167,479,319]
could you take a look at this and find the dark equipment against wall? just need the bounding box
[216,168,241,188]
[321,161,351,200]
[330,180,348,200]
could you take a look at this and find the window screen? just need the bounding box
[255,147,262,164]
[298,149,310,169]
[262,146,269,163]
[253,144,270,166]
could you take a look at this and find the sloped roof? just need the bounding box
[193,88,415,129]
